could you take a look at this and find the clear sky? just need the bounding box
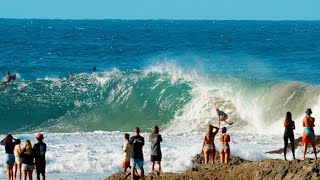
[0,0,319,20]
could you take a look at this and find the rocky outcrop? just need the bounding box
[107,152,320,180]
[107,136,320,180]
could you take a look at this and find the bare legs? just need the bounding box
[151,161,161,172]
[14,163,22,180]
[211,151,216,164]
[22,170,33,180]
[6,166,13,180]
[303,143,317,160]
[131,167,145,180]
[204,149,209,164]
[220,148,230,164]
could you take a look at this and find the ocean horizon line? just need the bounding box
[0,18,320,22]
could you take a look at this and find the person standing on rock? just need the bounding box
[201,125,219,164]
[302,108,317,160]
[129,127,145,180]
[149,126,162,172]
[283,111,296,161]
[122,133,131,172]
[219,127,231,164]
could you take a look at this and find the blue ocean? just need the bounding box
[0,19,320,179]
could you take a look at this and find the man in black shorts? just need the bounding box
[33,133,47,180]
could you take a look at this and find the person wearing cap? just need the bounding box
[129,127,145,180]
[302,108,317,160]
[33,133,47,180]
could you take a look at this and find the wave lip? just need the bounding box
[1,64,320,134]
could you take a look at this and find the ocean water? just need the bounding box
[0,19,320,179]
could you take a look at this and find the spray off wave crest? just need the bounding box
[1,63,320,134]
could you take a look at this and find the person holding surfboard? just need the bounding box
[216,108,230,125]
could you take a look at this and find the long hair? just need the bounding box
[23,140,32,155]
[284,111,292,127]
[2,134,13,146]
[205,125,214,140]
[152,126,159,135]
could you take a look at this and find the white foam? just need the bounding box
[0,131,318,179]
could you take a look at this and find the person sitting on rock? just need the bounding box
[219,127,230,164]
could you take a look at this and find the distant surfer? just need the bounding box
[216,108,230,125]
[3,71,16,83]
[92,66,97,73]
[68,73,79,80]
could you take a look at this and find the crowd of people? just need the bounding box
[1,133,46,180]
[0,103,317,180]
[121,107,318,180]
[121,126,162,180]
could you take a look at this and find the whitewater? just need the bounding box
[1,19,320,179]
[1,64,320,179]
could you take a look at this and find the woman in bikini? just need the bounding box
[302,108,317,160]
[14,139,22,180]
[219,127,230,164]
[201,125,219,164]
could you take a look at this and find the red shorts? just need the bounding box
[122,162,130,169]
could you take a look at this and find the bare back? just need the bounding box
[14,144,21,157]
[219,134,230,146]
[303,116,315,128]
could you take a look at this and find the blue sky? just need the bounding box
[0,0,319,20]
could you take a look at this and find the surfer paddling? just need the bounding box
[216,108,230,125]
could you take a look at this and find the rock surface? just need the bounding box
[107,136,320,180]
[107,153,320,180]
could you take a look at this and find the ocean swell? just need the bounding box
[1,64,319,134]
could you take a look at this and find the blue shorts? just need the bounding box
[4,154,15,167]
[130,158,143,169]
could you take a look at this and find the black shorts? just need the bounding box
[35,160,46,175]
[151,155,162,162]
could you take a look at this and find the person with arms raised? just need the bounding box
[1,134,20,180]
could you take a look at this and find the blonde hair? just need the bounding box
[23,140,32,154]
[205,125,214,140]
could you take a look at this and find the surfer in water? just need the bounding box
[216,108,230,125]
[3,71,16,83]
